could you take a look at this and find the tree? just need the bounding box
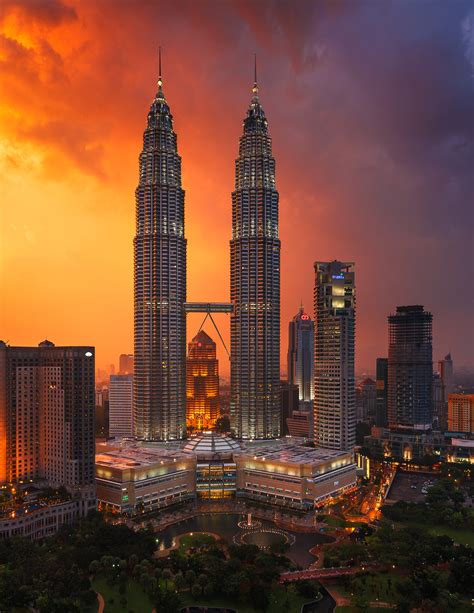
[185,569,196,586]
[191,583,202,598]
[203,582,214,597]
[162,568,173,591]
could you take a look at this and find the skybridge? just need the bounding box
[184,302,233,358]
[184,302,233,313]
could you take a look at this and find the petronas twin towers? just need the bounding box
[134,58,280,441]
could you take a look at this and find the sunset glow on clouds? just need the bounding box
[1,0,473,375]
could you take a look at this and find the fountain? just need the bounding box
[237,512,261,529]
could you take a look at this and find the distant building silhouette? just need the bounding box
[119,354,134,375]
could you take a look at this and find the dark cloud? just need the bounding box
[2,0,77,26]
[2,0,473,369]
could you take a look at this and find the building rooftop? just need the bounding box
[235,443,351,465]
[182,432,242,459]
[96,443,192,471]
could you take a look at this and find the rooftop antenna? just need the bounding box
[158,46,163,90]
[252,53,259,99]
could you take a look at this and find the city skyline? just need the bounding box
[2,1,473,377]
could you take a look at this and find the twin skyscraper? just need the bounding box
[133,57,281,441]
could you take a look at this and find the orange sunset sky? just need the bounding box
[1,0,473,378]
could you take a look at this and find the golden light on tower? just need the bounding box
[186,330,220,432]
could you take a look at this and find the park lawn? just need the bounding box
[428,524,474,547]
[180,585,315,613]
[180,592,257,612]
[92,576,154,613]
[395,521,474,547]
[178,532,217,551]
[334,573,401,605]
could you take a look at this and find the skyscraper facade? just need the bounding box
[448,393,474,434]
[134,62,187,441]
[288,306,314,408]
[375,357,389,427]
[109,374,133,438]
[186,331,220,432]
[387,305,433,430]
[356,378,377,423]
[230,73,280,440]
[0,340,96,512]
[313,261,356,451]
[436,353,454,430]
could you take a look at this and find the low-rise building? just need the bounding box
[95,444,196,514]
[0,498,86,540]
[96,436,358,514]
[364,426,474,463]
[234,444,357,510]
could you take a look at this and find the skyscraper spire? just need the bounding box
[158,46,162,88]
[156,46,166,100]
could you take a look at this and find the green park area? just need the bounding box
[178,532,217,551]
[92,576,154,612]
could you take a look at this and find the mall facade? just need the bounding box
[95,434,357,513]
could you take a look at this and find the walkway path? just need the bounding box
[96,592,105,613]
[280,565,377,583]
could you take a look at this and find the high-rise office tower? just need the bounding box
[0,340,96,512]
[356,378,376,423]
[438,353,454,396]
[375,358,388,427]
[436,353,454,430]
[387,305,433,430]
[186,331,220,432]
[279,381,299,436]
[134,55,187,441]
[119,354,134,375]
[448,394,474,434]
[432,372,444,430]
[313,261,356,451]
[288,306,314,408]
[109,374,134,438]
[230,66,280,439]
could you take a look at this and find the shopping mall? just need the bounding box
[96,433,357,514]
